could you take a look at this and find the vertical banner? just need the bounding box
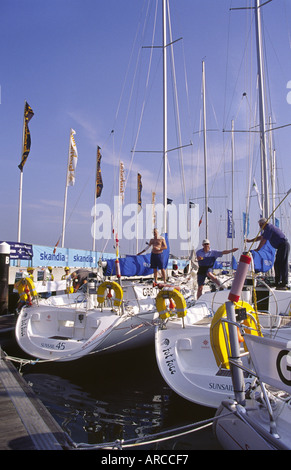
[227,209,235,238]
[152,191,156,228]
[96,146,103,198]
[137,173,142,212]
[18,101,34,170]
[61,129,78,247]
[243,212,250,237]
[67,129,78,186]
[119,161,125,203]
[252,178,262,211]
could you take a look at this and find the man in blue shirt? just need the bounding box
[246,218,290,289]
[196,239,238,298]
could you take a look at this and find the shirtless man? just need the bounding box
[137,229,168,283]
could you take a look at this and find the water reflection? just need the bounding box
[23,345,171,446]
[21,345,220,450]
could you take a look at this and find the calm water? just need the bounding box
[4,342,221,451]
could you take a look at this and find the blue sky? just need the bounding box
[1,0,291,258]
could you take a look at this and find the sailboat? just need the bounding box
[155,0,291,408]
[15,278,160,361]
[15,0,206,363]
[155,275,291,409]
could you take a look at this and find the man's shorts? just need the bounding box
[197,266,210,286]
[197,273,208,286]
[150,252,164,269]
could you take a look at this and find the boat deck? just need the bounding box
[0,346,74,450]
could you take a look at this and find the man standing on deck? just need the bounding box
[196,239,238,298]
[245,218,290,289]
[137,228,168,284]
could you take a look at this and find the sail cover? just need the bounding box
[250,240,275,273]
[104,233,170,277]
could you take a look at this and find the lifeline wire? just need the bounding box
[70,412,232,450]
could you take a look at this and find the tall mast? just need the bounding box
[231,119,235,251]
[162,0,168,234]
[202,60,208,239]
[255,0,269,218]
[269,115,276,224]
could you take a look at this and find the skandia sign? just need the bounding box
[40,251,66,262]
[29,244,115,269]
[73,254,93,263]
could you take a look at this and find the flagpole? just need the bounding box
[17,101,27,243]
[17,170,23,243]
[61,129,71,248]
[61,178,69,248]
[92,200,96,252]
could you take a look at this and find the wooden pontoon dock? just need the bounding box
[0,346,73,450]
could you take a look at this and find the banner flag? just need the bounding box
[119,161,125,203]
[18,101,34,170]
[137,173,142,212]
[252,178,262,211]
[96,146,103,198]
[243,212,250,237]
[227,209,235,238]
[67,129,78,186]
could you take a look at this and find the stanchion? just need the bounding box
[225,301,246,406]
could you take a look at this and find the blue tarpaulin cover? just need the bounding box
[104,233,169,277]
[251,240,275,273]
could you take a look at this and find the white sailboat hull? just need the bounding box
[214,334,291,450]
[155,308,254,409]
[214,399,291,450]
[155,287,291,409]
[15,283,159,362]
[15,304,156,362]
